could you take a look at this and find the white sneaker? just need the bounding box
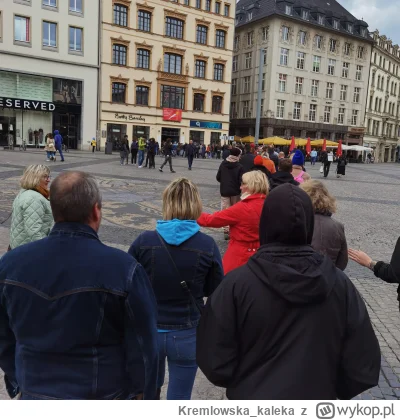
[138,166,143,168]
[46,159,50,162]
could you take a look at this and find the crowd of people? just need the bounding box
[1,147,399,401]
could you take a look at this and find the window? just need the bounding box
[161,85,185,109]
[138,10,151,32]
[164,53,182,74]
[293,102,301,120]
[329,39,336,53]
[280,48,289,66]
[281,26,289,42]
[302,10,308,20]
[224,5,230,17]
[247,32,254,46]
[136,86,149,106]
[216,30,226,48]
[260,99,264,115]
[43,0,57,7]
[315,35,322,49]
[137,49,150,69]
[247,12,252,21]
[206,0,211,11]
[312,55,321,72]
[114,3,128,27]
[215,2,221,14]
[351,110,358,125]
[340,85,347,101]
[299,31,306,45]
[196,0,201,9]
[318,15,324,25]
[113,44,127,66]
[278,74,287,92]
[285,5,292,15]
[262,27,268,41]
[296,52,305,69]
[344,43,351,55]
[357,46,365,59]
[214,63,224,81]
[14,16,30,43]
[112,82,126,103]
[232,55,238,72]
[166,17,184,39]
[324,106,331,123]
[193,93,205,112]
[234,36,239,50]
[231,79,237,95]
[309,104,316,122]
[263,48,267,65]
[43,21,57,48]
[262,73,265,91]
[183,0,189,5]
[347,23,353,33]
[328,59,336,76]
[311,80,319,97]
[195,60,206,78]
[243,76,251,93]
[69,0,82,13]
[230,101,236,117]
[69,27,82,51]
[353,87,360,103]
[326,82,334,99]
[338,108,345,124]
[277,100,285,118]
[295,77,303,94]
[245,52,252,69]
[242,101,249,118]
[196,25,208,44]
[342,62,349,78]
[333,20,339,30]
[356,65,362,81]
[212,96,223,113]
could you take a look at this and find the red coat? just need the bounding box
[197,194,266,274]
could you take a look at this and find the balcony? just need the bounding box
[157,71,189,84]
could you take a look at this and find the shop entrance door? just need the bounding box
[161,127,180,144]
[54,113,80,149]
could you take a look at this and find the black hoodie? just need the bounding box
[216,160,243,197]
[197,184,380,400]
[270,171,300,190]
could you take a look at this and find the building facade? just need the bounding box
[230,0,372,145]
[364,30,400,162]
[0,0,99,150]
[100,0,234,149]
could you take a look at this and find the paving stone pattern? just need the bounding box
[0,149,399,400]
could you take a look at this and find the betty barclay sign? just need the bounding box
[0,97,55,112]
[115,113,146,122]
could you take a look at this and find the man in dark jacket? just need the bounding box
[0,171,159,400]
[131,138,138,164]
[197,184,380,400]
[159,139,176,173]
[187,139,196,170]
[240,147,256,173]
[268,146,279,171]
[270,158,300,190]
[222,145,231,160]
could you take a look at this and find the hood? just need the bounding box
[222,160,240,169]
[54,130,59,135]
[260,183,314,246]
[271,171,299,186]
[156,219,200,246]
[247,245,337,304]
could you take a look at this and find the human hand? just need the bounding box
[348,249,373,268]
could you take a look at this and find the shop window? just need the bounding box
[164,53,182,74]
[212,96,223,113]
[69,26,83,52]
[161,85,185,109]
[113,44,127,66]
[215,30,226,48]
[165,17,184,39]
[112,82,126,103]
[138,10,151,32]
[195,60,206,78]
[193,93,205,111]
[43,21,57,48]
[69,0,83,13]
[214,63,224,81]
[196,25,208,45]
[14,16,30,43]
[114,3,128,27]
[136,86,149,106]
[137,49,150,69]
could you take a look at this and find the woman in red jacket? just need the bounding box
[198,171,268,274]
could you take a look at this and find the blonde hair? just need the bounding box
[162,177,202,220]
[242,171,269,195]
[20,164,50,190]
[300,180,337,214]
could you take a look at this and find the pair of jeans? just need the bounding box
[56,146,64,161]
[46,151,55,159]
[311,157,317,165]
[160,156,173,171]
[138,150,144,166]
[157,328,197,400]
[187,155,194,169]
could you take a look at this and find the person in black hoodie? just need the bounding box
[197,183,380,400]
[270,158,299,190]
[240,146,256,173]
[187,139,196,170]
[159,139,176,173]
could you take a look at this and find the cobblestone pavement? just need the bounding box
[0,149,400,400]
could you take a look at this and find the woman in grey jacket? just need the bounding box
[300,180,348,270]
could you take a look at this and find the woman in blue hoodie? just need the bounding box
[128,178,223,400]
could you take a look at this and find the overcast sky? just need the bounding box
[339,0,399,44]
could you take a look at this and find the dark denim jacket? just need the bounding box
[0,223,158,400]
[129,231,223,330]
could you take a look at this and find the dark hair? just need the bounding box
[230,147,241,157]
[50,172,102,224]
[278,158,293,173]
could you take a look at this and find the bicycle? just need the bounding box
[19,139,27,151]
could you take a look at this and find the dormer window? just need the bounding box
[285,5,292,15]
[247,12,253,21]
[333,20,339,30]
[302,10,308,20]
[347,23,353,33]
[360,28,367,37]
[318,15,324,25]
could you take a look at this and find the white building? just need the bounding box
[230,0,373,146]
[0,0,99,150]
[364,30,400,162]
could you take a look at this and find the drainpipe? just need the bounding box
[96,0,102,151]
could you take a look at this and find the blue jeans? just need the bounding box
[56,146,64,161]
[138,150,144,166]
[311,156,317,165]
[157,328,198,400]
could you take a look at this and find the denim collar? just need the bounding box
[50,222,99,240]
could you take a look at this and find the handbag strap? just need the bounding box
[156,233,203,315]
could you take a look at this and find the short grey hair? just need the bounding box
[50,171,102,223]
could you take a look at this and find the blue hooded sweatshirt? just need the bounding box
[156,219,200,246]
[54,130,63,148]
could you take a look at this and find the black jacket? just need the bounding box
[222,149,230,160]
[187,144,196,156]
[269,152,279,170]
[197,184,380,400]
[240,153,256,173]
[216,160,243,197]
[270,171,299,190]
[163,143,172,156]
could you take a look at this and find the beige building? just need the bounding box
[0,0,100,150]
[230,0,372,145]
[364,30,400,162]
[100,0,234,149]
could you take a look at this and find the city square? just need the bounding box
[0,148,399,400]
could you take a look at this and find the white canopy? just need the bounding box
[342,145,373,152]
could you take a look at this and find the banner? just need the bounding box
[163,108,182,122]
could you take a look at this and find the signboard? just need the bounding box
[0,97,55,112]
[190,120,223,129]
[348,127,365,134]
[163,108,182,122]
[228,136,235,141]
[114,113,146,122]
[220,134,228,140]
